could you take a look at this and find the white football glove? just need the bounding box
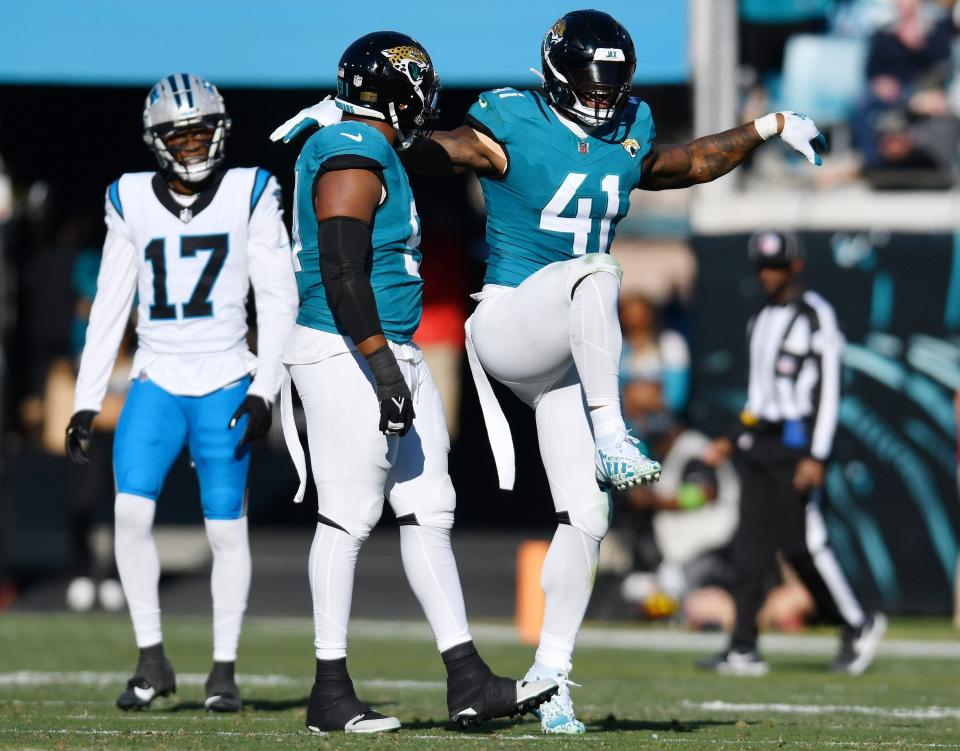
[755,111,828,166]
[269,96,343,143]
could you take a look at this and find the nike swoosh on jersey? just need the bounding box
[341,132,363,142]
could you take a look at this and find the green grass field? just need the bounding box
[2,613,960,749]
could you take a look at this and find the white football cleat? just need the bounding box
[526,667,586,735]
[595,433,661,490]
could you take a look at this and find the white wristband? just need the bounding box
[754,112,779,141]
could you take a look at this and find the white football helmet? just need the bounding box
[143,73,231,183]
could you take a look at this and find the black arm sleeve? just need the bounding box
[317,216,382,344]
[398,134,456,176]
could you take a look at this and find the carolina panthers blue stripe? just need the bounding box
[181,73,194,108]
[167,75,182,107]
[108,180,123,219]
[249,168,271,215]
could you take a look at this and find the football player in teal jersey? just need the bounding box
[275,32,557,734]
[396,9,828,734]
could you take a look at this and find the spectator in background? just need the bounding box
[853,0,960,180]
[614,413,740,624]
[739,0,835,120]
[620,293,690,429]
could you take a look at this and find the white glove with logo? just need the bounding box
[270,97,343,143]
[754,111,828,166]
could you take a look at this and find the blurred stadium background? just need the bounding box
[1,0,959,658]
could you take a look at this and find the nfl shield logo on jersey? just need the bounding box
[577,141,589,155]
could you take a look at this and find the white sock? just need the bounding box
[400,525,472,653]
[114,493,162,648]
[309,523,362,660]
[204,517,251,663]
[534,524,599,673]
[591,404,626,450]
[568,273,626,444]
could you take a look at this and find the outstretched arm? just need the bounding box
[639,112,826,191]
[401,126,507,177]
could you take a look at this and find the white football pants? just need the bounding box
[468,254,623,540]
[289,340,471,657]
[467,254,624,673]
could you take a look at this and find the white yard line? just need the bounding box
[685,700,960,720]
[340,619,960,659]
[0,671,442,691]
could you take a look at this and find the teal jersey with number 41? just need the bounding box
[466,88,655,287]
[291,122,423,344]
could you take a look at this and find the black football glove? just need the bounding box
[377,381,415,437]
[228,395,272,449]
[364,345,415,437]
[65,410,97,466]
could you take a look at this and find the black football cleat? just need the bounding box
[204,661,242,712]
[831,613,887,676]
[442,641,559,729]
[115,644,176,710]
[305,658,400,733]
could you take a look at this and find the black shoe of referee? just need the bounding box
[831,613,887,676]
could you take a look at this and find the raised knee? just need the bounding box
[560,500,611,542]
[568,253,623,295]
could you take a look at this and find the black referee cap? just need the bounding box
[747,230,803,266]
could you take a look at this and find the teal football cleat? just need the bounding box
[526,667,586,735]
[595,433,661,490]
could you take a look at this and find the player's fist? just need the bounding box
[229,395,272,449]
[378,382,415,437]
[65,410,97,466]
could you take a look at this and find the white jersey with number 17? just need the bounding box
[73,167,298,413]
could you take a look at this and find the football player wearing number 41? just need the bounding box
[65,74,298,713]
[273,10,826,736]
[404,9,828,735]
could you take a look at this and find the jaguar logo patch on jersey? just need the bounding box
[622,138,640,158]
[382,45,429,86]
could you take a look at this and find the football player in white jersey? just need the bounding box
[64,74,298,712]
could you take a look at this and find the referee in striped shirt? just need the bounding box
[698,230,886,676]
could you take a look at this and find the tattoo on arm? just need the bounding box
[426,127,505,176]
[639,122,765,190]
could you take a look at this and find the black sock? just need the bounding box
[313,658,355,697]
[209,661,235,683]
[441,641,490,681]
[139,643,165,662]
